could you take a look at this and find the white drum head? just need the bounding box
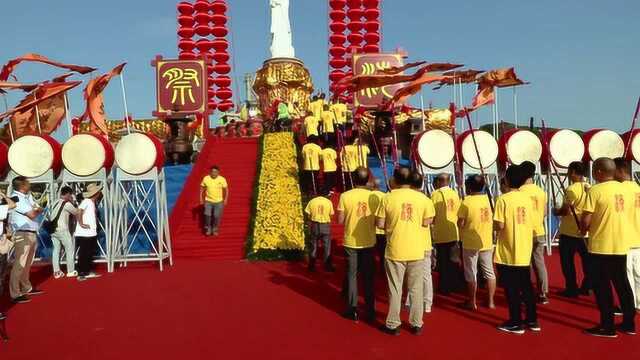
[588,130,624,160]
[461,131,498,169]
[116,133,158,175]
[8,136,54,177]
[549,129,584,167]
[62,134,107,177]
[630,134,640,164]
[417,130,455,169]
[506,130,542,164]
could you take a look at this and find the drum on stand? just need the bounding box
[412,129,455,169]
[498,129,542,165]
[541,129,585,168]
[8,135,62,177]
[457,130,498,169]
[62,134,114,177]
[0,141,8,175]
[582,129,624,161]
[115,133,165,175]
[622,129,640,163]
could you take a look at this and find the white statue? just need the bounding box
[269,0,295,58]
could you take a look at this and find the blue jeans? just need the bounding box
[204,201,224,232]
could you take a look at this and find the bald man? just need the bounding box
[582,157,636,338]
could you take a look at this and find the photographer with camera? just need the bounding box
[0,190,17,320]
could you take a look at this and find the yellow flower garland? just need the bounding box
[251,132,305,251]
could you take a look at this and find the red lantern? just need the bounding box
[212,38,229,51]
[178,39,196,51]
[330,0,347,9]
[347,8,364,20]
[329,70,346,82]
[329,46,347,57]
[211,26,228,37]
[329,10,346,21]
[213,51,230,62]
[195,24,210,36]
[211,13,227,25]
[347,0,362,7]
[218,100,234,112]
[213,76,232,87]
[179,51,198,60]
[194,0,210,12]
[210,0,228,13]
[216,87,233,100]
[178,15,195,27]
[208,76,216,86]
[330,34,347,45]
[177,26,195,38]
[208,88,216,100]
[329,57,347,69]
[347,32,364,44]
[207,65,215,75]
[364,20,380,32]
[347,21,364,32]
[177,2,194,15]
[215,63,231,74]
[329,21,347,33]
[347,44,362,54]
[363,44,380,53]
[364,32,380,44]
[195,12,210,25]
[208,101,218,111]
[364,8,380,21]
[196,39,214,52]
[363,0,380,7]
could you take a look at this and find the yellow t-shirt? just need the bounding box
[342,145,370,171]
[519,183,547,237]
[321,111,335,134]
[320,148,337,172]
[458,194,493,251]
[583,181,632,255]
[330,103,348,125]
[301,143,322,171]
[337,188,378,249]
[304,196,334,223]
[371,190,387,235]
[303,116,319,137]
[310,100,324,120]
[493,191,534,266]
[431,187,460,244]
[200,175,228,203]
[376,188,435,261]
[622,180,640,249]
[559,182,589,238]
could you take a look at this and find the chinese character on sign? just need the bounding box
[154,58,207,117]
[353,53,404,108]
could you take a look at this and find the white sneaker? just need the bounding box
[84,272,101,279]
[54,271,65,279]
[424,307,432,313]
[66,271,78,278]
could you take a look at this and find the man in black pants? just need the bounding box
[75,183,104,281]
[581,157,636,337]
[554,161,591,297]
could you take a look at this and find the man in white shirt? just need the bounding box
[9,176,44,304]
[75,183,103,281]
[0,191,17,320]
[50,186,80,279]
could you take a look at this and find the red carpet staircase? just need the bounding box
[170,136,259,260]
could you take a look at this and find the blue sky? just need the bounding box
[1,0,639,133]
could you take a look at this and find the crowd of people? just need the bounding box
[302,158,639,338]
[0,177,104,321]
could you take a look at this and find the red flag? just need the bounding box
[82,63,126,135]
[0,53,96,81]
[387,74,450,106]
[477,68,527,88]
[423,63,464,73]
[379,61,427,75]
[434,69,484,90]
[0,81,39,93]
[471,85,495,108]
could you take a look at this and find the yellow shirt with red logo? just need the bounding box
[321,148,338,172]
[458,194,493,251]
[493,191,534,266]
[303,116,319,137]
[622,180,640,249]
[304,196,334,223]
[301,143,322,171]
[337,188,378,249]
[519,183,547,237]
[371,190,387,235]
[376,188,435,261]
[431,186,461,244]
[559,182,589,238]
[321,111,335,134]
[330,103,348,125]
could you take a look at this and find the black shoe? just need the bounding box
[578,287,591,296]
[12,295,31,304]
[617,324,637,335]
[380,325,401,336]
[584,326,617,338]
[27,288,45,296]
[613,307,623,316]
[558,289,579,298]
[525,321,541,332]
[341,310,358,322]
[365,311,376,324]
[324,262,336,273]
[410,326,423,335]
[497,322,525,335]
[0,313,6,320]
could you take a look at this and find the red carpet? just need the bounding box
[169,136,259,260]
[1,251,637,360]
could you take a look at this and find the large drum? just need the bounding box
[583,129,624,161]
[541,129,585,168]
[498,129,542,165]
[457,130,498,169]
[62,134,114,177]
[623,129,640,163]
[8,135,62,177]
[0,141,8,175]
[412,129,455,169]
[115,133,165,175]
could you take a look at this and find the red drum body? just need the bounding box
[0,141,8,175]
[412,130,455,169]
[457,130,498,169]
[62,134,114,176]
[621,129,640,163]
[115,133,165,175]
[582,129,623,161]
[8,135,62,177]
[498,129,542,165]
[541,129,585,168]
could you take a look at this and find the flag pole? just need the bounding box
[513,86,518,128]
[63,93,72,138]
[34,93,42,135]
[119,71,131,135]
[1,94,14,142]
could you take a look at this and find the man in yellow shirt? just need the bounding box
[330,100,348,131]
[301,136,322,194]
[615,157,640,312]
[338,167,379,322]
[581,157,636,337]
[304,190,335,273]
[458,175,496,310]
[321,104,336,144]
[494,164,538,334]
[431,173,461,295]
[303,110,319,138]
[519,161,549,304]
[376,167,435,335]
[200,165,229,236]
[553,161,591,298]
[309,95,323,121]
[320,141,338,194]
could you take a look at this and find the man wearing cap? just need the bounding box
[75,183,103,281]
[9,176,45,304]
